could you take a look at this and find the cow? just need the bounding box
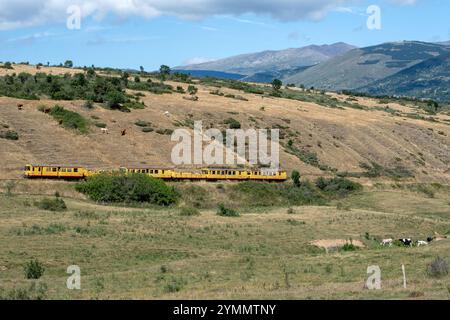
[164,111,170,117]
[121,129,127,136]
[399,238,413,247]
[101,128,109,134]
[17,103,23,110]
[427,237,434,243]
[417,240,428,247]
[380,239,393,247]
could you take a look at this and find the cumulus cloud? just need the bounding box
[0,0,353,30]
[0,0,419,30]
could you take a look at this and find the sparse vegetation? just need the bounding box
[35,197,67,212]
[217,203,240,217]
[427,257,448,278]
[179,206,200,216]
[0,130,19,140]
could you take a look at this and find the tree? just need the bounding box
[134,76,141,83]
[64,60,74,68]
[291,170,301,187]
[272,79,282,91]
[140,66,144,73]
[159,65,171,76]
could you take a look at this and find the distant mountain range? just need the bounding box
[175,42,355,79]
[177,40,450,102]
[283,41,450,92]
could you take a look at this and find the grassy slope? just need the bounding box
[0,64,449,183]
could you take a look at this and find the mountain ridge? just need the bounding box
[176,42,356,76]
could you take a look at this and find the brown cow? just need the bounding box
[17,103,23,110]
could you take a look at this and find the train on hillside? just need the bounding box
[24,164,288,182]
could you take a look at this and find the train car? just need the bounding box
[203,168,287,181]
[24,164,93,179]
[25,165,288,182]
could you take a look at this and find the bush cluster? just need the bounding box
[76,173,178,206]
[315,177,362,197]
[48,105,89,134]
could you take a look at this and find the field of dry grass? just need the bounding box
[0,181,449,300]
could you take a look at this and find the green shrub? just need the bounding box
[179,206,200,216]
[142,127,154,133]
[156,129,174,135]
[0,130,19,140]
[315,177,362,197]
[124,101,145,109]
[76,173,178,206]
[24,259,45,279]
[49,105,88,134]
[341,243,357,252]
[217,203,240,217]
[94,122,107,128]
[135,120,151,127]
[224,118,241,129]
[291,170,301,187]
[35,197,67,211]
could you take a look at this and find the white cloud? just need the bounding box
[0,0,353,30]
[0,0,420,30]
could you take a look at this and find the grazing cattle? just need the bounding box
[380,239,393,247]
[417,240,428,247]
[164,111,170,117]
[17,103,23,110]
[399,238,413,247]
[427,237,434,243]
[101,128,109,134]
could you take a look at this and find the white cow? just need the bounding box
[380,239,393,247]
[417,240,428,247]
[101,128,109,134]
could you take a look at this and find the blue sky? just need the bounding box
[0,0,449,70]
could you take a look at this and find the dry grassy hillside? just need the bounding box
[1,64,449,183]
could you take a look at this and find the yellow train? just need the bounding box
[24,164,287,182]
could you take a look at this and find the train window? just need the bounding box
[25,166,31,171]
[74,168,78,173]
[52,168,57,172]
[68,169,72,172]
[162,170,165,174]
[61,169,66,172]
